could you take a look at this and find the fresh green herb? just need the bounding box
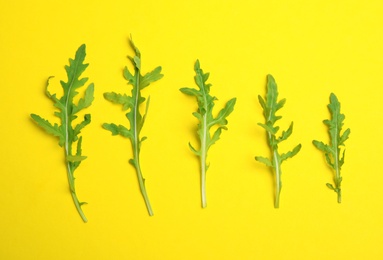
[30,44,94,222]
[103,38,163,216]
[313,93,350,203]
[180,60,236,208]
[255,74,301,208]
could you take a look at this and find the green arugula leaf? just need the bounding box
[103,92,133,110]
[254,156,273,167]
[255,74,301,208]
[30,114,65,146]
[30,44,94,222]
[180,59,236,208]
[73,83,95,114]
[140,67,163,89]
[280,144,302,163]
[313,93,350,203]
[103,37,163,216]
[66,155,87,162]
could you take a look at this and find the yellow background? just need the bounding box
[1,0,382,259]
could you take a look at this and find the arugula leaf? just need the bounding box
[30,44,94,222]
[180,60,236,208]
[103,37,163,216]
[313,93,350,203]
[255,74,301,208]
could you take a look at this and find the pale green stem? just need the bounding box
[272,149,281,208]
[335,163,341,203]
[65,157,88,222]
[334,148,341,204]
[133,68,153,216]
[200,78,209,208]
[267,129,281,208]
[337,189,342,203]
[201,114,208,208]
[64,85,87,222]
[333,116,342,203]
[133,155,154,216]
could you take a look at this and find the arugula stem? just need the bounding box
[201,117,207,208]
[134,157,154,216]
[200,81,208,208]
[65,157,87,222]
[64,100,87,222]
[64,110,87,222]
[266,88,282,208]
[133,67,153,216]
[268,129,281,208]
[71,192,88,222]
[335,166,341,203]
[201,171,207,208]
[333,123,342,203]
[273,150,281,208]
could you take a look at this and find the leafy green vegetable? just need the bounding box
[313,93,350,203]
[255,74,301,208]
[180,60,236,208]
[30,44,94,222]
[103,37,163,216]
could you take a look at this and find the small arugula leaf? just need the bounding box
[312,140,332,154]
[140,67,163,89]
[66,155,87,162]
[72,136,85,172]
[277,122,294,143]
[280,144,302,163]
[339,150,346,168]
[103,92,134,111]
[73,83,95,114]
[30,114,65,146]
[123,66,136,84]
[102,123,133,139]
[30,44,94,222]
[313,93,350,203]
[254,156,273,167]
[209,98,236,127]
[326,183,336,191]
[102,123,122,136]
[257,123,278,135]
[188,142,200,156]
[179,87,200,97]
[339,128,351,145]
[139,96,151,132]
[73,114,91,141]
[209,128,223,150]
[103,37,163,216]
[255,74,301,208]
[180,59,236,208]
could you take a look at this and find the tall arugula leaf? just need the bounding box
[313,93,350,203]
[255,74,301,208]
[103,37,163,216]
[31,44,94,222]
[180,60,236,208]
